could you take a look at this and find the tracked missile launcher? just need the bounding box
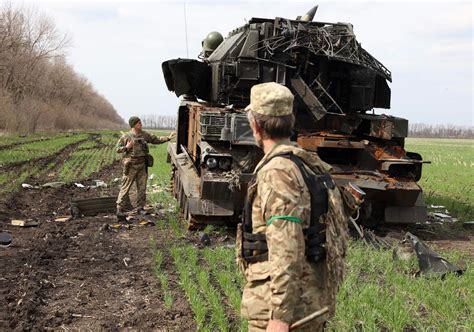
[162,6,428,228]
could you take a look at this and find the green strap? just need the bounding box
[267,215,303,226]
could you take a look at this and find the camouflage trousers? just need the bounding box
[116,162,148,210]
[241,262,330,332]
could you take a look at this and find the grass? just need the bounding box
[0,133,88,166]
[0,131,73,147]
[328,241,473,331]
[171,246,210,331]
[1,131,472,330]
[0,131,122,191]
[152,248,174,310]
[406,138,474,221]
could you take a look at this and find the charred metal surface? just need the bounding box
[163,7,427,227]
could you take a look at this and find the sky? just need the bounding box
[24,0,473,126]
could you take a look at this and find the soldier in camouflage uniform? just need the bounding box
[237,83,361,332]
[116,116,175,217]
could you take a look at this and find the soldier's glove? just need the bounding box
[168,132,177,141]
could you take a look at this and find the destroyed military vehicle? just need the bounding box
[162,6,428,228]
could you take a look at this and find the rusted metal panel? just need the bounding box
[290,76,327,120]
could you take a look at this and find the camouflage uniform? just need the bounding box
[116,130,169,210]
[240,142,332,332]
[238,82,360,331]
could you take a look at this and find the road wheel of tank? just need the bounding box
[170,167,176,198]
[178,185,186,216]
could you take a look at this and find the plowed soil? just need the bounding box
[0,162,195,330]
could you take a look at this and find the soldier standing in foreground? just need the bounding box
[237,83,362,331]
[116,116,175,219]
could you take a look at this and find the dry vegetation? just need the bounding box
[0,3,123,133]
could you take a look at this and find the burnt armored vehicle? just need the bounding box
[162,6,428,228]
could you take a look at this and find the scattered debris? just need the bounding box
[123,257,131,267]
[427,206,458,223]
[0,232,12,247]
[55,216,72,222]
[42,182,66,188]
[11,219,38,227]
[108,223,131,230]
[463,221,474,229]
[112,177,121,183]
[148,174,155,180]
[138,219,155,226]
[392,239,415,261]
[362,228,394,250]
[70,196,117,218]
[74,183,86,188]
[21,183,38,189]
[116,213,127,222]
[91,180,107,188]
[405,232,464,277]
[198,232,211,246]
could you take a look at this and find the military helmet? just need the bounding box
[202,31,223,53]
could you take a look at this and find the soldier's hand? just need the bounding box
[125,140,134,150]
[266,320,289,332]
[168,132,177,141]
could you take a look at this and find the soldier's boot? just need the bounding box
[116,206,127,222]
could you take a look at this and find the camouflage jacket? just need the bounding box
[116,130,169,158]
[243,141,333,323]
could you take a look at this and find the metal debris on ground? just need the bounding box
[108,223,131,230]
[405,232,464,277]
[138,219,155,226]
[362,228,394,250]
[427,205,458,223]
[54,216,72,222]
[123,257,131,267]
[0,232,12,247]
[463,221,474,229]
[199,232,211,246]
[42,182,66,188]
[74,183,86,188]
[70,196,117,218]
[11,219,39,227]
[21,183,38,189]
[392,239,415,261]
[91,180,107,188]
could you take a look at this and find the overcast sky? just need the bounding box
[28,1,473,125]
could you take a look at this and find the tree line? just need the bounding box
[0,3,124,133]
[140,115,176,130]
[409,123,474,139]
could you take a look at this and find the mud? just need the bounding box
[0,162,195,330]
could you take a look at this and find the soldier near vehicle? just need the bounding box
[237,83,362,331]
[115,116,175,219]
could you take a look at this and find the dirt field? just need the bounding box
[1,133,472,330]
[0,162,197,330]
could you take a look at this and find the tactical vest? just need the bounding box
[124,133,149,158]
[241,152,335,264]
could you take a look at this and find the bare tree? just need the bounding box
[0,3,124,132]
[141,115,177,130]
[409,123,474,138]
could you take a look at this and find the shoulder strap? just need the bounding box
[244,151,334,233]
